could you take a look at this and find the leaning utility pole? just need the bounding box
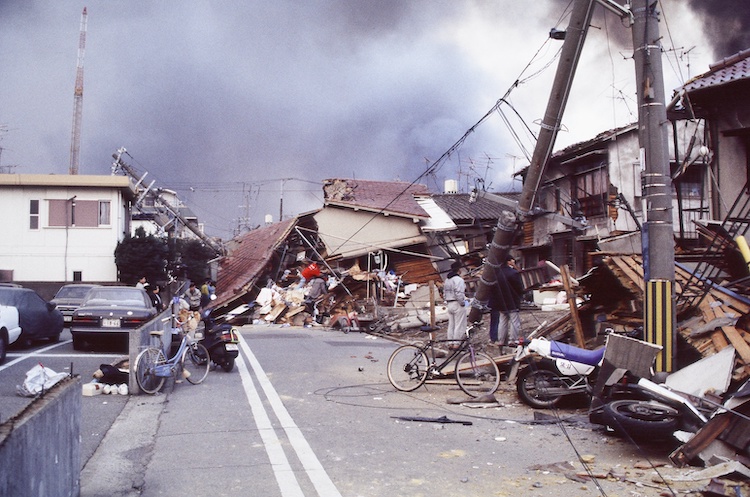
[468,0,597,322]
[632,0,675,372]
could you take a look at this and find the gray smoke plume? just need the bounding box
[687,0,750,58]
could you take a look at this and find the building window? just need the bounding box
[99,201,111,225]
[73,271,82,282]
[29,200,39,229]
[48,199,110,227]
[573,167,608,218]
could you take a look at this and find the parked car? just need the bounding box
[0,305,22,363]
[70,286,157,351]
[51,283,100,324]
[0,288,64,345]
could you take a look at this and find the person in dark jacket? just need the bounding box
[488,255,523,346]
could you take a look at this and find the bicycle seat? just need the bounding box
[420,325,440,333]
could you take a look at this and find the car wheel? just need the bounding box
[0,329,8,364]
[48,332,61,344]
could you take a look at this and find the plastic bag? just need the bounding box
[16,364,68,397]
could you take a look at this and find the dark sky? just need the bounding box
[0,1,726,237]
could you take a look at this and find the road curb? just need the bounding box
[79,393,166,497]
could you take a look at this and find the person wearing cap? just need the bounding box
[488,254,523,347]
[443,260,467,349]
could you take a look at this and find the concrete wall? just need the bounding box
[0,376,81,497]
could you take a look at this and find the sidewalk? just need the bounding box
[79,393,166,497]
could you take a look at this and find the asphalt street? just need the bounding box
[68,324,710,497]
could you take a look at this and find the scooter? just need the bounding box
[198,310,240,372]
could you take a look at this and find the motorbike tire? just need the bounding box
[600,400,680,440]
[221,358,235,372]
[516,365,567,409]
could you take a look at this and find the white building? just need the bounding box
[0,174,136,283]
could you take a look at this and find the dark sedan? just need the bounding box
[0,287,64,345]
[51,283,100,324]
[70,286,157,351]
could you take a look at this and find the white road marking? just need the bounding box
[236,350,305,497]
[237,334,342,497]
[0,340,85,372]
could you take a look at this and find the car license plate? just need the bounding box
[225,343,239,351]
[64,316,72,322]
[102,318,120,328]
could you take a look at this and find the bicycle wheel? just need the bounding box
[455,351,500,397]
[183,342,210,385]
[387,345,429,392]
[135,347,167,394]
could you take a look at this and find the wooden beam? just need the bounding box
[561,264,586,348]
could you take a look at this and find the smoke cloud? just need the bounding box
[0,1,725,237]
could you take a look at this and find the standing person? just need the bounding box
[135,275,147,289]
[183,282,202,312]
[200,279,211,309]
[149,284,164,311]
[488,255,523,347]
[443,260,467,349]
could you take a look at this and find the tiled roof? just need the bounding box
[213,217,297,308]
[322,178,431,219]
[683,48,750,93]
[431,192,517,222]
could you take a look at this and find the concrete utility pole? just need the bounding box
[632,0,675,372]
[468,0,596,323]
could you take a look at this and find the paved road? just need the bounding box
[71,324,704,497]
[1,328,129,467]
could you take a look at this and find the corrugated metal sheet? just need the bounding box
[431,193,516,222]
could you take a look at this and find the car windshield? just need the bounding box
[82,288,149,308]
[55,286,94,299]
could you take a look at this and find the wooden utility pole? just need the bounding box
[468,0,596,323]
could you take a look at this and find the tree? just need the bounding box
[114,227,169,285]
[175,238,217,285]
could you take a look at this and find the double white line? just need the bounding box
[236,335,341,497]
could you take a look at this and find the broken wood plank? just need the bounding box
[611,255,645,292]
[264,303,287,322]
[561,264,586,348]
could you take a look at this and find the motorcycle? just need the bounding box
[510,333,605,409]
[198,310,240,372]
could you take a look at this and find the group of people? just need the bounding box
[136,275,165,312]
[135,276,216,315]
[443,254,524,349]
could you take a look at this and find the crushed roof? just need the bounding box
[431,192,517,222]
[213,217,297,308]
[322,178,431,219]
[682,48,750,93]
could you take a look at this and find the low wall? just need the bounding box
[0,376,81,497]
[129,308,174,394]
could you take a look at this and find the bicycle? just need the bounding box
[135,328,210,394]
[386,324,500,397]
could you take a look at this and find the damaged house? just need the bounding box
[209,177,520,329]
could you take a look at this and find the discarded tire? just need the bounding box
[600,400,679,440]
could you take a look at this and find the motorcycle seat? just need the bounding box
[548,341,605,366]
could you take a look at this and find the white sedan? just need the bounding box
[0,305,22,363]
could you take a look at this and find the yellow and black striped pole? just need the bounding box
[645,279,674,372]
